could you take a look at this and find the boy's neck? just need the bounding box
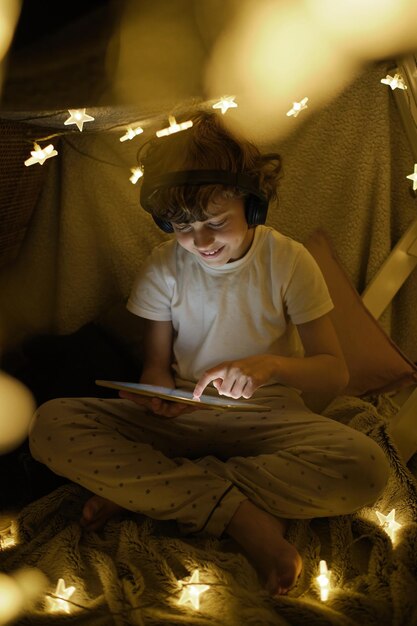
[228,226,256,263]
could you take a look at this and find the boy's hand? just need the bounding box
[118,391,197,418]
[118,367,198,418]
[193,355,277,400]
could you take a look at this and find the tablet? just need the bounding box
[95,380,271,412]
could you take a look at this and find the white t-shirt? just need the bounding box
[127,225,333,385]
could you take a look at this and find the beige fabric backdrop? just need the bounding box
[266,60,417,360]
[0,60,416,361]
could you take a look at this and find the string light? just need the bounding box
[0,513,410,621]
[380,73,407,90]
[375,509,402,542]
[286,97,309,118]
[24,142,58,167]
[45,578,76,614]
[129,166,144,184]
[120,126,144,142]
[212,96,238,115]
[315,560,331,602]
[406,164,417,191]
[177,569,210,610]
[64,109,95,132]
[156,115,193,138]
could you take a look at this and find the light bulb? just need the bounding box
[156,116,193,138]
[212,96,238,115]
[316,560,331,601]
[286,97,309,118]
[177,569,210,610]
[64,109,95,132]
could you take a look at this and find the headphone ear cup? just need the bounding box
[152,215,174,233]
[245,194,268,226]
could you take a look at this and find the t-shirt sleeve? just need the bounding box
[126,247,173,321]
[283,245,334,325]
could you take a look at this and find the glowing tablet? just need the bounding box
[95,380,270,412]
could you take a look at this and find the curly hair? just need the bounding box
[139,110,282,224]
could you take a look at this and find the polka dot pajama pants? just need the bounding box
[29,388,389,537]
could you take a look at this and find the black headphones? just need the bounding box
[140,170,269,233]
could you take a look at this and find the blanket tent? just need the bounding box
[1,1,417,625]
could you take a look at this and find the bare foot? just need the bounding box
[80,495,125,531]
[226,499,302,596]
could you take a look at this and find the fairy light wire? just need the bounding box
[43,579,224,617]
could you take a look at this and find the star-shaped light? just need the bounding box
[375,509,402,541]
[24,143,58,167]
[177,569,210,610]
[406,164,417,191]
[380,73,407,91]
[212,96,238,115]
[45,578,76,614]
[64,108,95,131]
[156,116,193,138]
[316,560,331,602]
[120,126,144,142]
[129,166,144,184]
[286,97,309,118]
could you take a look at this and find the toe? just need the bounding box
[80,496,105,528]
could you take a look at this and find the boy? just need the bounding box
[29,110,389,596]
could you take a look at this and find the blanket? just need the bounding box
[1,394,417,626]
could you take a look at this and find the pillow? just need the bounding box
[304,229,417,398]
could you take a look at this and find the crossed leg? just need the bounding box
[80,494,302,595]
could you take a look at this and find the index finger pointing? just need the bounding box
[193,369,223,399]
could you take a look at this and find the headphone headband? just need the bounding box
[140,169,267,213]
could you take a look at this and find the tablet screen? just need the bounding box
[95,380,270,412]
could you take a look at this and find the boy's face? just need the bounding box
[171,196,254,266]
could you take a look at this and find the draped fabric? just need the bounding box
[0,60,416,364]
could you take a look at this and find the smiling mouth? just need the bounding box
[199,246,224,258]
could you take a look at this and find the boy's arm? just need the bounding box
[119,318,195,418]
[193,313,349,399]
[283,313,349,393]
[139,318,175,387]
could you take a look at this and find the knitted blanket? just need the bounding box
[1,394,417,626]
